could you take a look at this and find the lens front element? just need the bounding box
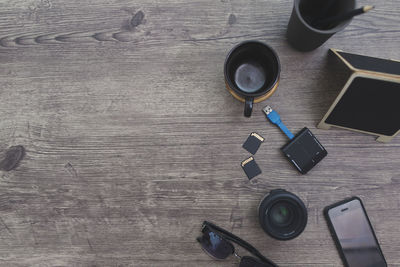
[269,202,295,227]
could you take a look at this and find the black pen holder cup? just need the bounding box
[286,0,356,52]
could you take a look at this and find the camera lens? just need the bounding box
[258,189,307,240]
[269,202,294,227]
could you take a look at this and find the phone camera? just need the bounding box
[258,189,308,240]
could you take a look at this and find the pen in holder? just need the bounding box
[286,0,355,52]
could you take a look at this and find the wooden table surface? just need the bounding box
[0,0,399,266]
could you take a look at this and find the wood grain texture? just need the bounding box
[0,0,399,266]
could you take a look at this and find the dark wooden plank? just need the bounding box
[0,0,399,266]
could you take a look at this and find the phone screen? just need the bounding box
[328,199,386,267]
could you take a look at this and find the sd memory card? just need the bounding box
[241,156,262,180]
[242,132,265,155]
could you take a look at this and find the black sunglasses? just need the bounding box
[197,221,278,267]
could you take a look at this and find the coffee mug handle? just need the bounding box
[244,97,253,117]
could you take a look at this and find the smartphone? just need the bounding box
[324,197,386,267]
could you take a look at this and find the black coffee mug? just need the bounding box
[224,41,280,117]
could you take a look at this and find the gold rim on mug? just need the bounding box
[225,79,280,104]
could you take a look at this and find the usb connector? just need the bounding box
[263,106,295,140]
[262,106,281,125]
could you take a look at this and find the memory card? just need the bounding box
[242,132,265,155]
[241,156,262,180]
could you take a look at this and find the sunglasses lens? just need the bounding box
[198,229,234,259]
[239,256,273,267]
